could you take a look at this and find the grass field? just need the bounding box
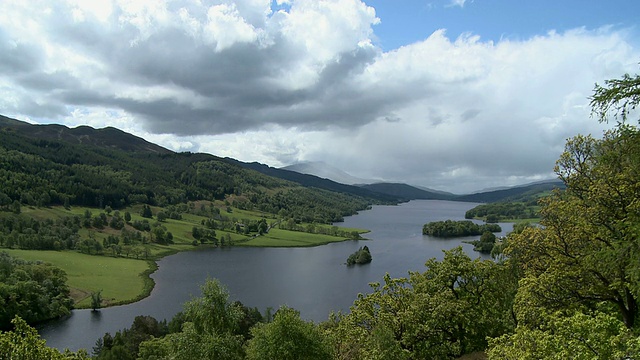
[3,249,153,308]
[4,204,372,308]
[236,228,368,247]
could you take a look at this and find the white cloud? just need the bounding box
[0,1,638,193]
[447,0,468,8]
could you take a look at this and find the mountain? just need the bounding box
[359,183,454,201]
[456,180,564,203]
[280,161,455,201]
[0,114,171,154]
[0,115,380,223]
[226,159,399,203]
[281,161,375,185]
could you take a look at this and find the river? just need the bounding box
[39,200,511,352]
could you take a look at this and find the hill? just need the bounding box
[359,182,454,201]
[456,180,564,203]
[281,161,375,185]
[0,115,379,223]
[0,115,171,154]
[227,159,400,203]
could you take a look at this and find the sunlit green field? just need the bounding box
[3,249,152,308]
[237,228,367,247]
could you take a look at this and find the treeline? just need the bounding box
[0,252,73,330]
[422,220,501,237]
[0,210,169,257]
[0,129,378,225]
[465,201,538,222]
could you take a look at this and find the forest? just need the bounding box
[422,220,501,237]
[1,70,640,358]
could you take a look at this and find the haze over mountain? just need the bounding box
[281,161,377,185]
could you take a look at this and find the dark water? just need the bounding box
[39,200,511,352]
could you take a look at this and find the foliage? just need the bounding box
[346,245,372,266]
[0,126,379,225]
[4,249,152,309]
[505,124,640,329]
[591,71,640,123]
[137,279,248,360]
[0,316,90,360]
[422,220,501,237]
[246,306,332,360]
[0,251,73,329]
[93,315,168,360]
[326,247,517,359]
[488,311,640,359]
[91,290,102,311]
[470,231,497,254]
[484,69,640,358]
[465,201,538,221]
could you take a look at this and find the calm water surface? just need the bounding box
[39,200,511,351]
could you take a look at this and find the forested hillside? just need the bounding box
[0,118,383,224]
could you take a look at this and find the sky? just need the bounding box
[1,0,639,194]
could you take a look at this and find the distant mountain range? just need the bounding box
[0,114,563,205]
[279,160,563,203]
[281,161,375,185]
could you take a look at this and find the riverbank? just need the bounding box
[4,204,369,309]
[3,249,156,308]
[4,230,367,309]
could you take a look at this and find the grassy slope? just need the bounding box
[4,204,370,307]
[3,249,151,308]
[237,228,365,247]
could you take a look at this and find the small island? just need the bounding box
[346,246,372,266]
[422,220,501,237]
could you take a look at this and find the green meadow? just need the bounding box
[3,203,370,308]
[237,228,366,247]
[3,249,153,308]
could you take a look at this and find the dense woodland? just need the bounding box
[422,220,501,237]
[0,252,73,330]
[1,71,640,358]
[0,126,380,224]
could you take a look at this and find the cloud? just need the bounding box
[0,1,638,193]
[447,0,468,8]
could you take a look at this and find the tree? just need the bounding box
[91,290,102,311]
[124,211,131,223]
[156,211,167,222]
[0,316,90,359]
[246,306,332,360]
[506,126,640,329]
[327,247,517,359]
[590,71,640,124]
[140,205,153,219]
[138,279,246,360]
[503,69,640,334]
[488,311,640,359]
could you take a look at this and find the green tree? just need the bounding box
[590,70,640,124]
[246,306,332,360]
[494,69,640,360]
[140,205,153,219]
[91,290,102,311]
[328,247,517,359]
[506,124,640,329]
[138,279,245,360]
[0,316,90,359]
[488,311,640,359]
